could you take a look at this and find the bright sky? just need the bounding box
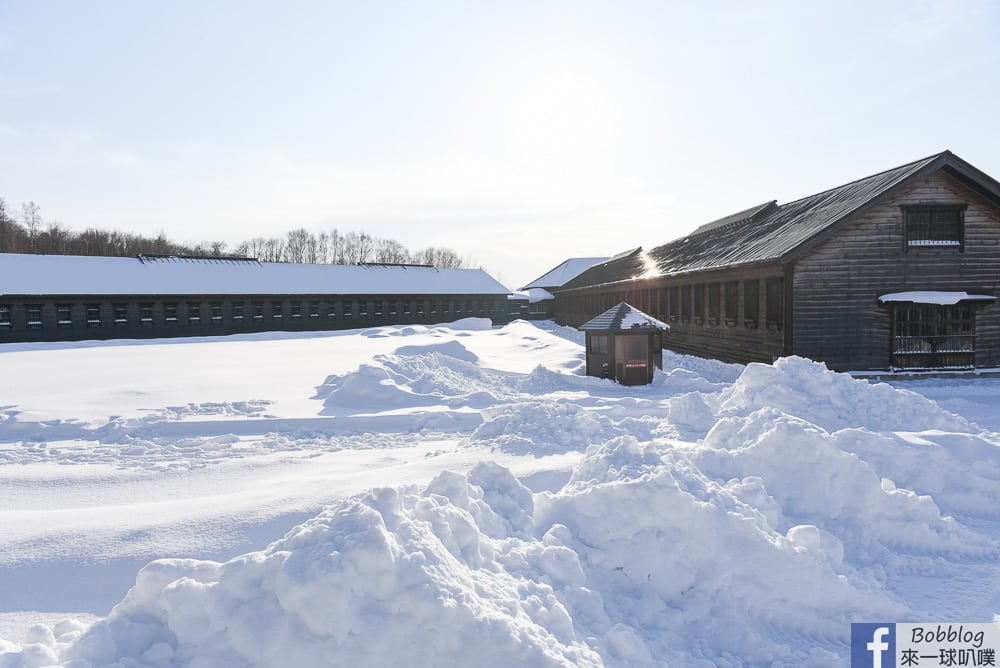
[1,1,998,289]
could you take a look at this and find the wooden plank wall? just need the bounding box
[554,265,787,364]
[793,170,1000,371]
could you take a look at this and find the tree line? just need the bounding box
[0,198,473,269]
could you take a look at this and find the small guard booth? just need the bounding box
[579,302,669,385]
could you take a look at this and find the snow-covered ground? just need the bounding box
[1,319,999,666]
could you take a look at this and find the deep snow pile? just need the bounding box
[3,325,1000,667]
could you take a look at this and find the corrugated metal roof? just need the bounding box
[560,151,967,291]
[578,302,669,332]
[0,254,512,297]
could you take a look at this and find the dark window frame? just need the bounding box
[743,279,759,329]
[26,304,43,329]
[139,302,154,326]
[0,304,11,328]
[165,302,179,325]
[57,303,74,328]
[85,303,101,327]
[765,277,784,330]
[113,302,128,327]
[724,281,738,326]
[707,283,720,326]
[693,284,705,325]
[902,204,966,252]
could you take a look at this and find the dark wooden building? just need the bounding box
[579,302,668,385]
[0,254,513,344]
[555,151,1000,372]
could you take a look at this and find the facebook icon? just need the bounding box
[851,623,896,668]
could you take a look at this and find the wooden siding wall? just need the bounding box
[793,170,1000,371]
[0,294,512,344]
[555,266,787,364]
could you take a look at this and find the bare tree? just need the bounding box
[373,237,410,264]
[285,228,312,263]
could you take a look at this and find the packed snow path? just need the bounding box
[1,319,999,666]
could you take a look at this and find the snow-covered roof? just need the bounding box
[519,257,609,291]
[878,291,997,305]
[578,302,670,332]
[526,287,554,304]
[0,253,512,297]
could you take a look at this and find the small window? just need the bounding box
[903,205,965,250]
[388,300,398,316]
[403,300,411,315]
[85,303,101,327]
[743,280,759,328]
[707,284,720,326]
[478,299,485,314]
[308,301,320,319]
[253,301,264,320]
[233,301,245,321]
[26,304,43,329]
[57,303,73,328]
[358,300,368,317]
[765,277,784,330]
[210,302,223,323]
[187,302,201,324]
[140,302,154,326]
[113,303,128,326]
[327,301,337,318]
[430,300,438,315]
[373,300,383,317]
[290,302,302,319]
[442,300,450,315]
[416,300,424,316]
[724,281,738,326]
[342,300,352,318]
[165,302,178,325]
[271,302,283,320]
[0,304,11,327]
[693,284,705,324]
[589,334,609,355]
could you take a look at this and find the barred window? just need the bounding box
[0,304,11,327]
[707,283,720,325]
[140,302,154,326]
[26,304,43,329]
[903,205,965,250]
[724,281,738,325]
[233,302,245,321]
[187,302,201,324]
[693,284,705,324]
[308,301,320,319]
[210,302,223,323]
[290,302,302,319]
[271,302,284,320]
[165,302,179,325]
[58,303,74,328]
[86,303,101,327]
[743,280,759,328]
[765,277,784,330]
[113,303,128,326]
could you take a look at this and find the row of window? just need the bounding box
[571,277,785,331]
[0,297,508,330]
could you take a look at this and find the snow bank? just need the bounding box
[314,349,510,413]
[4,450,918,667]
[716,357,971,432]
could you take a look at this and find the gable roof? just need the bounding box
[0,253,512,297]
[559,151,1000,292]
[578,302,669,332]
[519,256,609,291]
